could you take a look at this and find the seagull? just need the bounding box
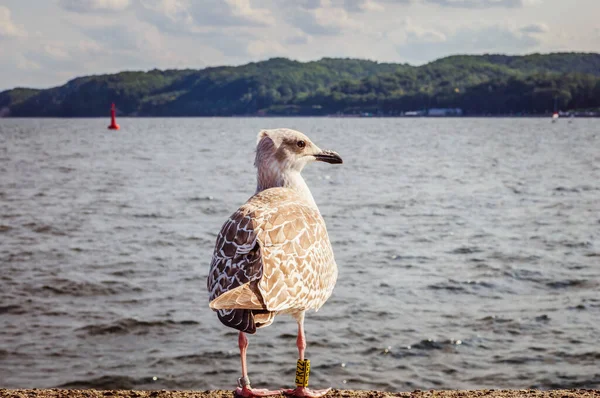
[207,128,343,398]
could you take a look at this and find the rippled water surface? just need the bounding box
[1,118,599,391]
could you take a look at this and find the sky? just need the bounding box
[1,0,599,90]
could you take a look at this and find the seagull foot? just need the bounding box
[283,387,331,397]
[235,387,283,397]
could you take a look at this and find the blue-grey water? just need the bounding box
[1,117,599,392]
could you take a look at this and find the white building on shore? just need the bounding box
[428,108,463,116]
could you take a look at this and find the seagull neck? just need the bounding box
[256,169,318,209]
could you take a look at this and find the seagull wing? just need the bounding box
[207,207,267,333]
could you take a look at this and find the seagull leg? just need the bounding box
[235,331,282,397]
[284,313,331,398]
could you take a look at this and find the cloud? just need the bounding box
[396,24,545,63]
[136,0,195,34]
[193,30,257,57]
[24,42,79,70]
[292,0,388,10]
[60,0,131,13]
[423,0,526,8]
[188,0,274,27]
[81,23,163,52]
[13,39,130,88]
[404,19,447,42]
[0,6,26,38]
[281,2,361,36]
[135,0,275,57]
[285,33,311,45]
[290,0,394,14]
[15,28,179,88]
[294,0,325,10]
[386,18,446,45]
[520,22,549,34]
[286,10,341,36]
[21,43,81,80]
[42,43,71,60]
[247,38,288,58]
[285,0,528,13]
[340,0,386,12]
[15,54,41,71]
[138,0,273,33]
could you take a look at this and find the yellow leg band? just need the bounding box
[295,359,310,387]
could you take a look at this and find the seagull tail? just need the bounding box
[209,282,266,310]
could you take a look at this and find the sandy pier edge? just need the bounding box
[1,389,599,398]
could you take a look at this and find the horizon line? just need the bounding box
[2,50,599,93]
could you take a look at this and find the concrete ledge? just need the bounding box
[1,389,599,398]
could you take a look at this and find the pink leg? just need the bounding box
[235,332,282,397]
[297,323,307,360]
[284,314,331,398]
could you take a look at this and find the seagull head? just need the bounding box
[255,128,343,174]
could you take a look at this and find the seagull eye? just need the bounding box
[297,140,306,149]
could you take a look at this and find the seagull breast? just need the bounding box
[207,187,338,334]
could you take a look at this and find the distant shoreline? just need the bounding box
[3,54,599,119]
[1,114,599,119]
[2,389,599,398]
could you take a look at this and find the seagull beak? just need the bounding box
[314,149,343,164]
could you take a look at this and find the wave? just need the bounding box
[0,304,25,314]
[546,279,597,289]
[22,222,68,236]
[428,279,496,294]
[77,318,199,336]
[449,246,483,254]
[33,278,143,297]
[132,213,173,219]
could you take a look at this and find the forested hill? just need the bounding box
[2,53,600,117]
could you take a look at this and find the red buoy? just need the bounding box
[108,103,120,130]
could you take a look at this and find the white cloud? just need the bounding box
[422,0,526,8]
[138,0,273,32]
[136,0,282,58]
[81,23,164,52]
[386,18,446,46]
[520,22,549,33]
[225,0,274,26]
[43,43,71,60]
[396,23,546,63]
[76,39,106,56]
[15,54,41,71]
[247,38,287,58]
[282,2,362,36]
[59,0,131,13]
[285,32,312,45]
[293,0,387,12]
[136,0,195,34]
[9,19,179,88]
[193,30,257,57]
[0,6,26,38]
[294,0,325,10]
[405,18,447,42]
[25,42,74,70]
[341,0,407,12]
[350,0,385,12]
